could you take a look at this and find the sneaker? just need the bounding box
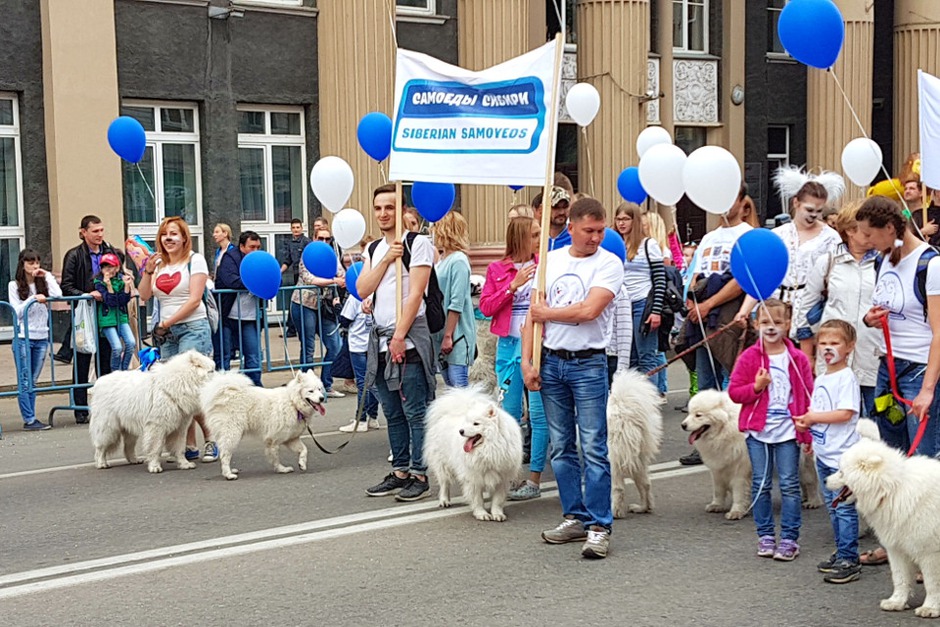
[75,413,90,425]
[202,441,219,462]
[773,539,800,561]
[679,449,703,466]
[757,535,776,558]
[367,418,381,430]
[23,420,52,431]
[508,481,541,501]
[338,381,359,395]
[184,447,201,462]
[53,353,72,365]
[542,517,587,544]
[395,476,430,501]
[366,472,411,497]
[817,552,839,573]
[339,420,369,433]
[387,450,393,463]
[326,389,345,399]
[581,526,611,559]
[823,559,861,584]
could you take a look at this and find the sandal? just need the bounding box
[860,547,889,566]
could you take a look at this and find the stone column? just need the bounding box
[40,0,123,263]
[577,0,650,214]
[807,0,874,198]
[317,0,396,226]
[457,0,533,246]
[894,0,940,172]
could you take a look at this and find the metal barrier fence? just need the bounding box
[0,284,339,436]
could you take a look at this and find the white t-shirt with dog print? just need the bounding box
[543,246,624,351]
[809,367,860,469]
[749,352,797,444]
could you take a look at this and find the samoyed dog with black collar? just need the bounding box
[89,350,216,473]
[424,386,523,521]
[202,370,326,480]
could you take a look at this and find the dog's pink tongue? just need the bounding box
[463,438,475,453]
[688,433,697,446]
[317,404,326,416]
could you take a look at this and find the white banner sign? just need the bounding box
[920,69,940,190]
[389,40,560,186]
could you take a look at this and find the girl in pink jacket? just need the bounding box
[728,299,813,563]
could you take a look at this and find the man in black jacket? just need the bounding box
[58,215,124,423]
[278,219,311,338]
[216,231,263,386]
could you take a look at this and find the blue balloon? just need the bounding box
[601,228,626,263]
[302,241,339,280]
[357,112,393,162]
[411,181,455,223]
[107,116,147,163]
[345,261,363,301]
[239,250,281,300]
[617,167,647,204]
[778,0,845,70]
[509,185,524,191]
[730,229,789,301]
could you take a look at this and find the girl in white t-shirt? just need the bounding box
[138,217,217,462]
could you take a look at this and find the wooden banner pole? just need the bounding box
[396,179,403,322]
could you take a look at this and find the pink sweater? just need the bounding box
[727,339,814,445]
[479,256,536,338]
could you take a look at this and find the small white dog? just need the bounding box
[89,350,216,473]
[424,386,522,521]
[827,419,940,618]
[606,369,664,516]
[202,370,326,480]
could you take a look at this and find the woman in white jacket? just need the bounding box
[796,201,879,416]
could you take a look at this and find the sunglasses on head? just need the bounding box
[316,236,332,242]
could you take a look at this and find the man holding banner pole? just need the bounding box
[357,184,437,502]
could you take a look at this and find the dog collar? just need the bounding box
[297,410,306,423]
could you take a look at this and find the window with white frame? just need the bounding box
[767,0,788,54]
[767,125,790,217]
[0,93,25,331]
[397,0,435,16]
[233,0,303,6]
[121,102,203,253]
[673,0,708,53]
[237,106,306,264]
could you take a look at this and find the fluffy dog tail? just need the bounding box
[856,418,881,441]
[201,371,254,422]
[608,369,665,456]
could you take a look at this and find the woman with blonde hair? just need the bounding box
[431,211,477,387]
[508,203,534,219]
[479,216,548,500]
[644,211,673,265]
[212,222,234,273]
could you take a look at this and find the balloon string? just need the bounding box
[379,162,388,184]
[385,0,399,50]
[135,162,156,201]
[581,126,595,197]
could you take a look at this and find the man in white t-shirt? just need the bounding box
[357,184,438,503]
[215,231,263,386]
[522,197,624,559]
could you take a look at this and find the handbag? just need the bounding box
[73,299,98,354]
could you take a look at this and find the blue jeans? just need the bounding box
[14,338,48,424]
[874,357,940,457]
[540,352,612,530]
[292,303,341,392]
[816,459,859,561]
[746,437,801,541]
[160,318,213,360]
[860,385,875,418]
[630,299,660,377]
[441,363,469,387]
[373,353,431,476]
[101,323,136,371]
[696,345,728,391]
[495,336,548,473]
[350,351,379,421]
[222,318,262,386]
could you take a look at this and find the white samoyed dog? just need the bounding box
[606,369,664,516]
[424,386,523,521]
[827,419,940,618]
[202,370,326,480]
[89,350,216,473]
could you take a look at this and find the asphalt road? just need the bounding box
[0,367,927,626]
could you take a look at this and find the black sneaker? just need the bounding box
[75,413,89,425]
[823,559,861,584]
[53,353,72,365]
[679,449,703,466]
[395,477,430,502]
[23,420,52,431]
[366,473,411,497]
[817,552,839,573]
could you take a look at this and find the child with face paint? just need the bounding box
[793,319,861,583]
[728,299,814,562]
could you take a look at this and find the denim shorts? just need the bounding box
[161,318,213,360]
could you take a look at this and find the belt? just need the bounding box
[778,284,806,292]
[542,347,605,360]
[378,347,422,364]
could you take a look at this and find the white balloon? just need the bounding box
[636,126,672,159]
[332,208,367,249]
[639,143,687,206]
[310,156,354,214]
[682,146,742,215]
[841,138,883,187]
[564,83,601,127]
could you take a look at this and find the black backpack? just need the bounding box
[368,232,446,333]
[875,247,939,322]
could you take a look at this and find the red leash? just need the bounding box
[880,318,928,456]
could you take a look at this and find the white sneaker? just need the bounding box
[368,418,381,430]
[338,420,368,433]
[326,389,345,399]
[387,450,393,462]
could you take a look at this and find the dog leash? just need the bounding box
[644,320,743,378]
[299,383,369,455]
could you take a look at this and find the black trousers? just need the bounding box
[73,338,113,416]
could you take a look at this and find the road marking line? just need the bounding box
[0,462,704,600]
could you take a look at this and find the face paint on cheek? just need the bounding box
[163,236,182,245]
[760,325,781,341]
[821,347,841,364]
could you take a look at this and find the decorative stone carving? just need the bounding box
[673,58,718,124]
[647,57,660,125]
[559,48,578,123]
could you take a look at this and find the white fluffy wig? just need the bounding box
[772,165,846,209]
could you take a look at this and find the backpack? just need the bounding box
[643,239,687,317]
[188,255,220,333]
[875,247,939,323]
[368,232,446,334]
